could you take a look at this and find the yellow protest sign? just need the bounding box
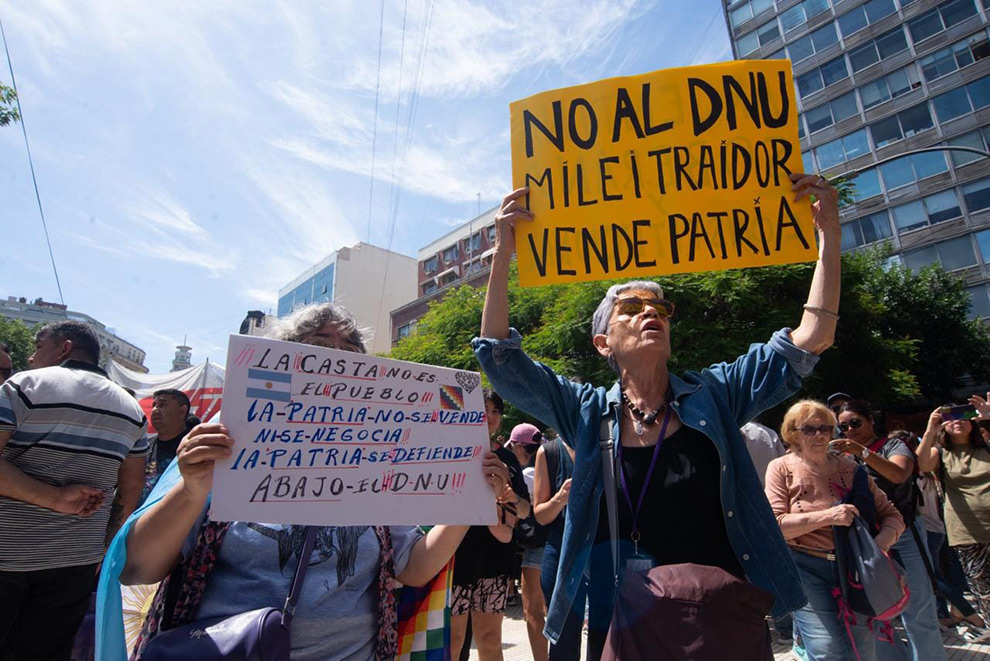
[510,60,816,287]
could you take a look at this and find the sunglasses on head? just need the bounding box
[838,418,864,432]
[798,424,833,437]
[615,297,675,319]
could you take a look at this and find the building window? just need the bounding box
[848,27,909,73]
[422,281,437,295]
[892,189,962,232]
[837,0,896,38]
[736,30,760,56]
[438,271,459,287]
[850,169,883,202]
[920,31,990,82]
[840,210,892,251]
[879,151,949,190]
[946,127,990,166]
[442,245,458,262]
[797,55,849,99]
[788,22,839,63]
[869,103,934,148]
[463,233,481,254]
[908,0,979,44]
[802,150,816,172]
[729,0,774,28]
[758,20,781,46]
[423,256,438,274]
[815,129,870,169]
[805,91,859,133]
[396,322,416,340]
[962,178,990,213]
[903,235,976,271]
[933,76,990,123]
[966,285,990,319]
[779,0,832,34]
[859,66,920,110]
[487,225,497,243]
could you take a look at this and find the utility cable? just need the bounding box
[365,0,387,243]
[0,15,65,305]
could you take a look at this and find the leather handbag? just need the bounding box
[141,526,317,661]
[597,409,774,661]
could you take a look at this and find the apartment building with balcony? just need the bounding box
[389,207,499,345]
[725,0,990,316]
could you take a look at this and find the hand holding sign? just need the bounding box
[493,187,535,261]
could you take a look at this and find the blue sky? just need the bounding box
[1,1,732,373]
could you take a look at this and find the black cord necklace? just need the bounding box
[621,386,672,436]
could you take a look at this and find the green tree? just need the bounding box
[393,250,990,428]
[0,82,19,127]
[0,317,36,371]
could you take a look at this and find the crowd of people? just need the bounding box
[0,172,987,661]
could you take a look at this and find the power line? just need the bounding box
[385,0,410,227]
[365,0,387,243]
[685,4,723,66]
[0,15,65,305]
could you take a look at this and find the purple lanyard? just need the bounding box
[616,405,673,555]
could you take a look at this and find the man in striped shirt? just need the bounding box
[0,321,149,660]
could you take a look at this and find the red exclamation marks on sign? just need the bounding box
[422,391,434,404]
[451,472,467,494]
[473,446,483,458]
[293,353,302,371]
[381,469,396,493]
[402,429,411,444]
[234,346,255,366]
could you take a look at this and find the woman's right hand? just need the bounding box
[553,478,572,506]
[826,503,859,527]
[176,423,234,500]
[493,187,534,259]
[926,407,944,434]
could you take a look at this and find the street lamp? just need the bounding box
[828,145,990,185]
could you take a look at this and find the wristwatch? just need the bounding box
[861,447,871,460]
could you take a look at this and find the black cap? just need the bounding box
[827,392,852,406]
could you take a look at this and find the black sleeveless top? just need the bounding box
[595,425,743,577]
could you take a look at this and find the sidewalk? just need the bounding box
[467,603,990,660]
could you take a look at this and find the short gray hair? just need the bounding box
[265,303,367,354]
[591,281,665,373]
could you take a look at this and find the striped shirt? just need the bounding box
[0,360,149,571]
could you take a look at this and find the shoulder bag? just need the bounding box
[140,526,317,661]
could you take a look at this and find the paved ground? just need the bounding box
[466,601,990,660]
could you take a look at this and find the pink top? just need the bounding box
[764,453,905,551]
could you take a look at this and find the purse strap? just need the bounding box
[599,403,620,587]
[281,526,318,628]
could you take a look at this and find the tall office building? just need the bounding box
[724,0,990,317]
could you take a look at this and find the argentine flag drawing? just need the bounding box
[246,368,292,402]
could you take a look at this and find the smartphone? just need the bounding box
[940,404,978,421]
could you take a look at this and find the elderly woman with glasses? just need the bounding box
[95,303,511,661]
[473,174,841,660]
[766,400,904,660]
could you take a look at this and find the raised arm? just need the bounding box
[915,408,943,473]
[788,173,841,356]
[120,424,232,585]
[481,187,532,340]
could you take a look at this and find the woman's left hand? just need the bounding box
[790,173,839,238]
[830,438,866,457]
[482,451,509,495]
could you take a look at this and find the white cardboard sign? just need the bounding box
[212,335,496,526]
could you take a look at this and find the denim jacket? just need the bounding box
[473,328,816,642]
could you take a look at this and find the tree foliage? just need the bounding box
[0,82,19,127]
[0,317,36,371]
[392,250,990,429]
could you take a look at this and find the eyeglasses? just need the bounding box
[798,424,833,437]
[614,297,675,319]
[838,418,864,432]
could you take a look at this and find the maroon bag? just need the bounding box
[601,563,774,661]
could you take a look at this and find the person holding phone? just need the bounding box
[916,402,990,630]
[832,400,944,661]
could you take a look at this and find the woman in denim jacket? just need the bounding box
[473,175,841,660]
